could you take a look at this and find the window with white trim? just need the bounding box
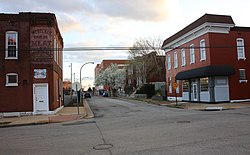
[200,39,206,61]
[190,44,195,64]
[182,80,189,92]
[176,80,180,93]
[239,69,247,83]
[181,48,186,66]
[174,52,178,68]
[54,36,58,62]
[236,38,246,60]
[5,31,18,59]
[167,54,171,70]
[200,77,209,91]
[169,77,172,93]
[6,73,18,86]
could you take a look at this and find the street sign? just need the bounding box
[72,82,81,91]
[173,82,178,90]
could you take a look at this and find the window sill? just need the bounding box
[200,59,206,62]
[5,83,18,87]
[5,57,18,60]
[238,58,246,61]
[239,80,248,83]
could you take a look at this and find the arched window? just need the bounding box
[190,44,195,64]
[200,39,206,61]
[236,38,245,60]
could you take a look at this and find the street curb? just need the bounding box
[83,99,94,119]
[0,122,49,128]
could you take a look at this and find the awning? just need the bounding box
[175,65,235,80]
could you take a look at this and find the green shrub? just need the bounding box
[136,84,155,98]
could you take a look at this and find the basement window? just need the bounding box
[239,69,248,83]
[6,73,18,86]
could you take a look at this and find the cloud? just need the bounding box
[57,14,85,33]
[0,0,169,21]
[64,50,128,64]
[0,0,87,13]
[82,0,169,21]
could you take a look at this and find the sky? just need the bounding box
[1,0,250,89]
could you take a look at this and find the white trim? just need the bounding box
[33,83,49,114]
[230,99,250,103]
[190,44,195,64]
[163,22,234,52]
[0,106,64,117]
[236,38,246,60]
[200,39,206,61]
[167,97,182,101]
[239,80,248,83]
[5,31,18,59]
[167,54,171,70]
[181,48,186,66]
[5,73,18,86]
[174,51,178,68]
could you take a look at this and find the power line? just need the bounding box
[2,45,247,52]
[62,45,247,51]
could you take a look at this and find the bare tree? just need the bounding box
[128,37,166,88]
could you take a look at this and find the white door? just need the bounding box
[192,83,198,101]
[34,84,49,112]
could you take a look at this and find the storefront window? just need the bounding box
[200,77,209,91]
[182,80,189,92]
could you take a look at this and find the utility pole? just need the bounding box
[70,63,72,99]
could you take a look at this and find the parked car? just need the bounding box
[84,92,91,98]
[102,91,109,97]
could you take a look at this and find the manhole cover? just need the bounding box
[176,121,191,123]
[93,144,113,150]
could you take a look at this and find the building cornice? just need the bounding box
[163,22,235,52]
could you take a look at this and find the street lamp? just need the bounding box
[80,61,94,90]
[79,61,94,103]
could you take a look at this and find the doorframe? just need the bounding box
[192,83,198,101]
[33,83,49,114]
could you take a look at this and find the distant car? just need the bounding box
[102,92,109,97]
[84,92,91,98]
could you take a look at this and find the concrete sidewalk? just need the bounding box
[120,97,250,110]
[0,99,94,128]
[152,100,250,110]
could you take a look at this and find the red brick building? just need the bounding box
[162,14,250,103]
[126,52,166,95]
[0,12,63,116]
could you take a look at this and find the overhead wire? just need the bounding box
[1,45,246,52]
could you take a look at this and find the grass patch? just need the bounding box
[166,104,185,109]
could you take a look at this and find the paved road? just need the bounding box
[0,96,250,155]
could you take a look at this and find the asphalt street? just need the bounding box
[0,96,250,155]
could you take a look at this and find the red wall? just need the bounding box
[0,19,33,112]
[166,34,211,97]
[209,31,250,100]
[0,13,63,112]
[166,30,250,100]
